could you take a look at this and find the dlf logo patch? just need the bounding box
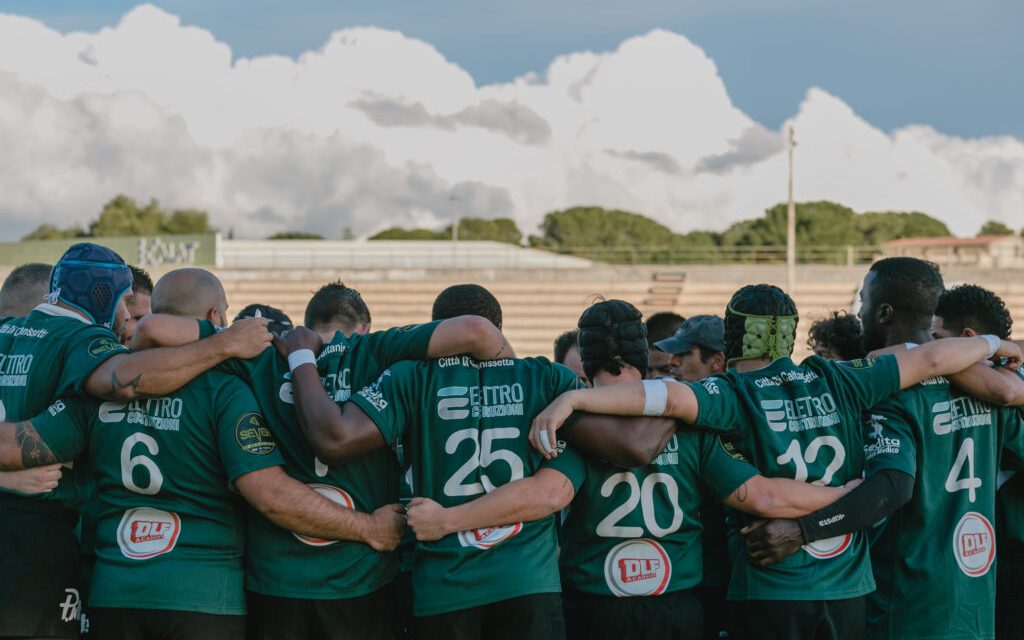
[116,507,181,560]
[603,539,671,597]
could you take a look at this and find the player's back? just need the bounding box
[865,376,1019,640]
[691,355,900,601]
[352,354,582,617]
[0,308,127,506]
[36,369,281,616]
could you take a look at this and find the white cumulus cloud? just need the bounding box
[0,4,1021,240]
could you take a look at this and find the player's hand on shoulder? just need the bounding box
[221,318,272,358]
[529,391,575,459]
[995,339,1023,370]
[366,503,407,552]
[406,497,452,541]
[273,325,323,360]
[742,518,804,567]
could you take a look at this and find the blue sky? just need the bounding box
[1,0,1020,139]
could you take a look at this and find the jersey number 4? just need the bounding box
[121,433,163,495]
[946,437,981,503]
[443,428,524,497]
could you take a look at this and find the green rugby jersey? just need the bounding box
[997,473,1024,557]
[559,430,757,597]
[30,371,283,615]
[864,374,1024,640]
[202,320,439,599]
[351,356,587,617]
[0,305,128,508]
[688,355,901,601]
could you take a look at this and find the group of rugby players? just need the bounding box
[0,242,1021,640]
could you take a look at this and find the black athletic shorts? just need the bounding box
[246,584,396,640]
[88,608,244,640]
[998,553,1024,640]
[0,496,81,639]
[563,587,703,640]
[695,585,728,639]
[728,597,864,640]
[416,592,565,640]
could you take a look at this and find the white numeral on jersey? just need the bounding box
[945,437,981,503]
[776,436,845,485]
[596,472,684,538]
[0,399,5,422]
[443,428,525,497]
[120,433,163,495]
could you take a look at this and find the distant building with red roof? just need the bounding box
[882,235,1024,268]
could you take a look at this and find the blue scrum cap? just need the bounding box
[49,243,133,327]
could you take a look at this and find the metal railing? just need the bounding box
[543,245,881,265]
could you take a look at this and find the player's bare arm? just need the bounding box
[529,380,699,458]
[277,327,387,464]
[725,475,859,519]
[560,414,677,468]
[0,420,61,470]
[130,313,202,350]
[426,314,515,360]
[893,335,1022,389]
[405,468,575,542]
[235,465,405,551]
[0,466,63,494]
[947,363,1024,407]
[85,318,272,401]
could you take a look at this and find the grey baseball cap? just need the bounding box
[655,314,724,354]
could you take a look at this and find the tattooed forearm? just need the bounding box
[14,421,58,468]
[109,368,143,399]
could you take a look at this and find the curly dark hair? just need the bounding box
[807,311,865,360]
[644,311,684,347]
[723,284,798,363]
[577,300,647,381]
[934,284,1013,339]
[553,330,579,364]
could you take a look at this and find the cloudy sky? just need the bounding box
[0,1,1021,240]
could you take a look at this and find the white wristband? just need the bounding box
[642,379,668,416]
[287,349,317,372]
[981,334,1000,359]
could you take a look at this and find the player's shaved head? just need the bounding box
[152,268,227,322]
[0,263,52,317]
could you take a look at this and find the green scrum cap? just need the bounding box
[726,304,798,367]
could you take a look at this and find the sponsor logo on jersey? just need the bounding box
[931,398,993,436]
[437,384,525,420]
[952,511,995,577]
[457,523,523,549]
[760,393,840,433]
[293,484,355,546]
[437,355,515,369]
[116,507,181,559]
[0,324,48,339]
[0,352,32,387]
[318,343,346,360]
[718,437,747,462]
[865,415,901,459]
[700,378,720,395]
[358,371,390,411]
[87,336,124,358]
[235,413,276,455]
[47,399,67,416]
[802,533,852,560]
[838,357,874,370]
[58,588,80,623]
[652,435,679,465]
[603,539,672,597]
[753,369,819,389]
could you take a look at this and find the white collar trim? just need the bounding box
[33,303,91,324]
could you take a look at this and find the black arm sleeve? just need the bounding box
[797,469,914,543]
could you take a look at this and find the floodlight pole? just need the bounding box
[786,126,797,294]
[450,194,460,243]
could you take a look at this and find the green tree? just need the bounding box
[89,195,164,236]
[369,227,447,240]
[162,209,213,234]
[855,211,951,244]
[720,201,859,247]
[531,206,680,248]
[21,224,87,241]
[447,217,522,244]
[978,220,1014,236]
[268,231,325,240]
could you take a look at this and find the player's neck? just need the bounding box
[884,324,932,347]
